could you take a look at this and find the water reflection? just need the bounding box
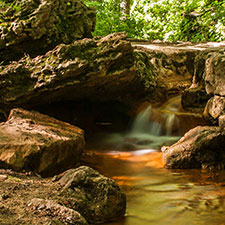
[83,96,224,225]
[82,150,225,225]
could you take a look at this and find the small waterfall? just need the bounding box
[131,105,162,136]
[103,96,181,151]
[131,105,178,137]
[131,105,152,134]
[165,113,176,136]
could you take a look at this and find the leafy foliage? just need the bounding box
[84,0,225,42]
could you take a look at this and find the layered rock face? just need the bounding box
[163,47,225,169]
[133,43,196,99]
[0,108,85,176]
[0,32,147,111]
[182,47,225,118]
[0,0,96,62]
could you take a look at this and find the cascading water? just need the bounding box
[103,97,181,151]
[131,105,162,136]
[125,103,180,150]
[165,113,176,135]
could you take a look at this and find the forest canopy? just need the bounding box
[83,0,225,42]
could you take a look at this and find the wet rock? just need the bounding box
[133,43,196,101]
[162,125,225,170]
[181,47,225,112]
[0,32,146,110]
[181,87,211,112]
[28,198,88,225]
[0,0,96,62]
[0,108,85,176]
[58,166,126,224]
[203,96,225,124]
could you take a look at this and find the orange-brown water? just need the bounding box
[83,149,225,225]
[84,96,225,225]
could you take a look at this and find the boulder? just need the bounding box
[181,87,211,112]
[58,166,126,224]
[203,95,225,124]
[0,0,96,62]
[204,50,225,96]
[0,108,85,176]
[181,47,225,112]
[28,198,88,225]
[133,42,196,101]
[162,125,225,170]
[0,32,147,111]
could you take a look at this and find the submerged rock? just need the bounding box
[162,125,225,170]
[58,166,126,224]
[28,198,88,225]
[0,108,85,176]
[0,0,96,62]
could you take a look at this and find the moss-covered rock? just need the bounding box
[0,32,148,111]
[58,166,126,224]
[133,43,196,102]
[0,0,96,62]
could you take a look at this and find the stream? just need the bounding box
[83,96,225,225]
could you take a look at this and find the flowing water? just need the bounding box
[84,96,225,225]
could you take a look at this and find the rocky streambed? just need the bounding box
[1,0,225,224]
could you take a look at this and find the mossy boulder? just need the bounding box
[58,166,126,224]
[0,32,148,111]
[0,0,96,62]
[133,43,196,102]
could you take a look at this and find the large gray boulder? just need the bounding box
[0,0,96,62]
[164,47,225,170]
[0,108,85,176]
[58,166,126,224]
